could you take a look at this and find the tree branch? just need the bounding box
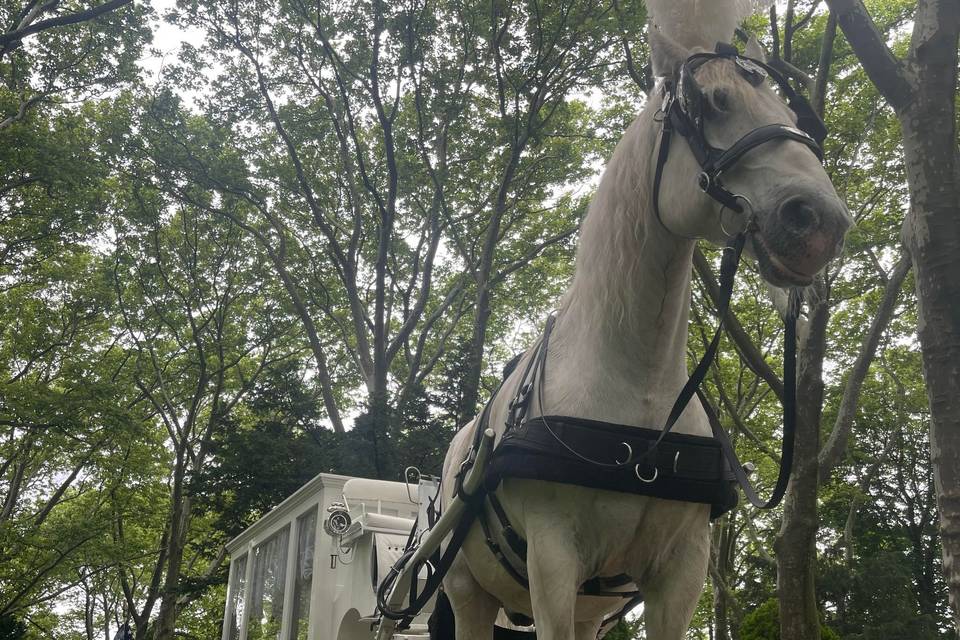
[824,0,915,112]
[0,0,133,49]
[818,252,911,480]
[0,94,45,131]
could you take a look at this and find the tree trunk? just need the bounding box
[775,297,828,640]
[823,0,960,627]
[152,452,190,640]
[711,514,741,640]
[901,113,960,632]
[459,142,525,425]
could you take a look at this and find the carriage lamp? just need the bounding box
[323,501,351,537]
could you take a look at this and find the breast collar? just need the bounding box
[652,42,827,229]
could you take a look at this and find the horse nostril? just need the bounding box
[778,197,821,234]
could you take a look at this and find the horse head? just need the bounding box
[650,28,851,287]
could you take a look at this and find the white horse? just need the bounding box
[440,16,851,640]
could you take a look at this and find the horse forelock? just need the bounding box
[646,0,775,50]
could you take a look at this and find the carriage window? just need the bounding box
[226,554,247,640]
[247,528,290,640]
[289,508,317,640]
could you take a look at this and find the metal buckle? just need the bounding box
[509,382,532,410]
[735,57,767,84]
[655,93,673,123]
[507,382,533,426]
[698,172,712,192]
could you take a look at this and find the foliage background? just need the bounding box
[0,0,956,639]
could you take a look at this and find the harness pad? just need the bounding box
[485,415,738,520]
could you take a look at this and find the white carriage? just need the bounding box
[221,472,441,640]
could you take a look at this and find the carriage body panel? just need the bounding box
[222,472,436,640]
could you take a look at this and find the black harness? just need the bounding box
[379,43,828,636]
[473,40,827,605]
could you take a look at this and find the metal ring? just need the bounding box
[734,194,756,221]
[616,442,633,465]
[404,466,421,504]
[635,464,658,483]
[673,451,680,474]
[720,195,755,238]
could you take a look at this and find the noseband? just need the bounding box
[652,42,827,231]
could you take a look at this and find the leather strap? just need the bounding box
[696,291,799,509]
[652,46,827,236]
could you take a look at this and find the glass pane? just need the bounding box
[247,528,290,640]
[289,508,317,640]
[227,554,247,640]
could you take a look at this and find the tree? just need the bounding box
[157,0,635,444]
[1,6,150,624]
[109,172,301,639]
[0,0,146,130]
[820,0,960,630]
[690,5,917,637]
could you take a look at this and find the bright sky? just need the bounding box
[139,0,205,83]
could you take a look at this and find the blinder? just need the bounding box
[653,42,827,228]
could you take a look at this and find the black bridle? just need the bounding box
[648,43,825,508]
[652,42,826,229]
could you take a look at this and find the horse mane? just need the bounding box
[646,0,774,49]
[560,110,664,334]
[560,0,780,334]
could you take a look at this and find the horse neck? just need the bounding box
[547,106,701,429]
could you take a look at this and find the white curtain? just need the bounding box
[248,528,289,640]
[227,554,247,640]
[290,509,317,640]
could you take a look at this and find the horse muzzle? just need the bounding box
[750,192,851,287]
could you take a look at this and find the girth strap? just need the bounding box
[499,228,800,511]
[479,486,639,598]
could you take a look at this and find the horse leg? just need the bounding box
[525,527,582,640]
[639,533,710,640]
[574,618,603,640]
[444,554,501,640]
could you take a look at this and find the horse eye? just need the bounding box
[711,88,731,113]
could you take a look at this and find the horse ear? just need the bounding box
[744,34,768,62]
[649,24,690,78]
